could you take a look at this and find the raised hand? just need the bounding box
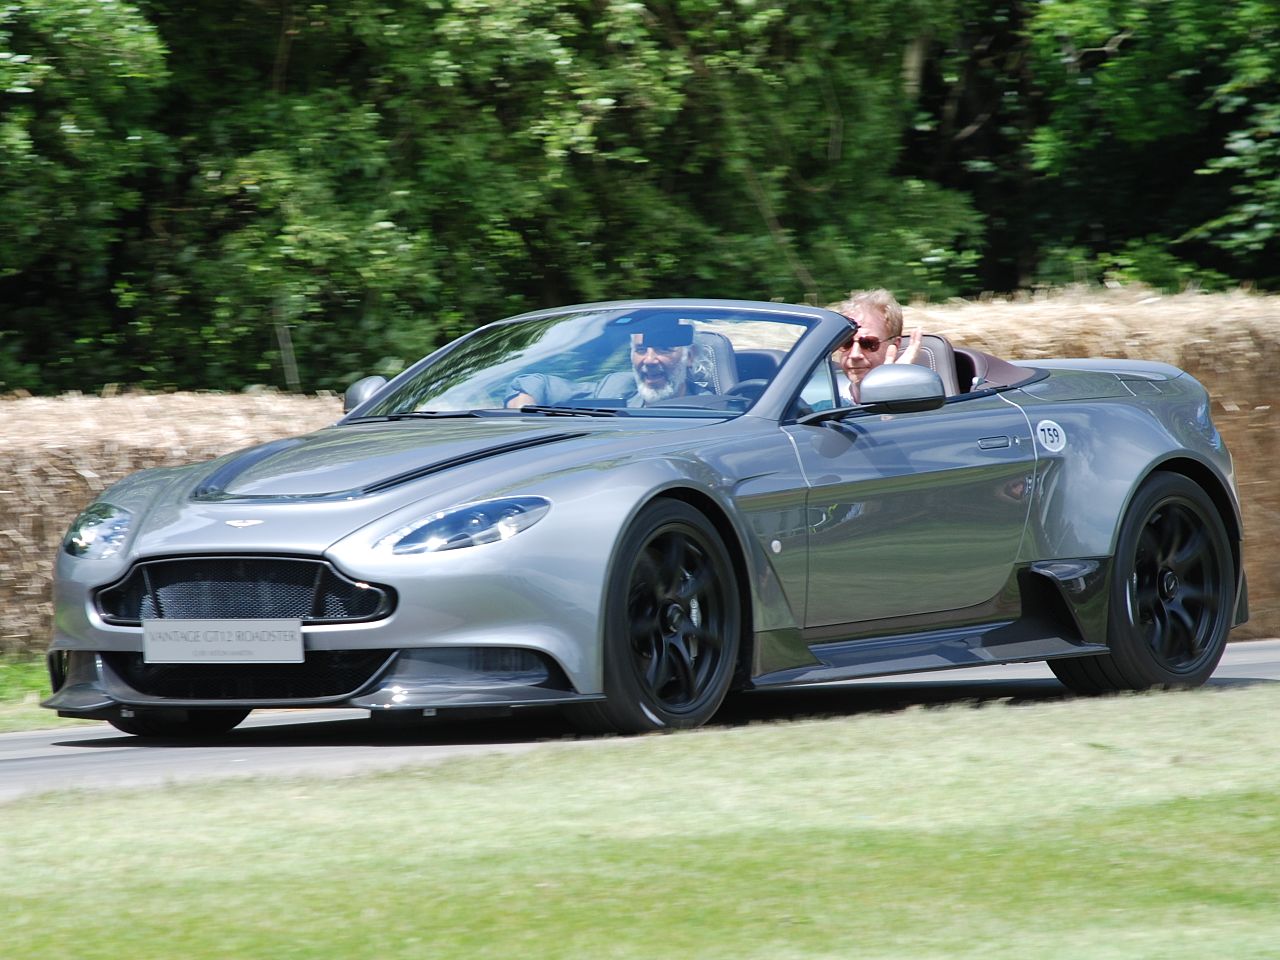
[887,327,923,365]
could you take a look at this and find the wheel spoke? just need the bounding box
[1147,602,1173,658]
[627,587,658,630]
[629,617,659,653]
[1133,583,1160,620]
[1166,600,1198,657]
[633,548,663,591]
[666,633,698,703]
[644,642,672,692]
[685,622,721,655]
[657,535,689,595]
[1137,523,1163,567]
[1179,585,1217,612]
[1159,507,1188,564]
[1170,525,1209,577]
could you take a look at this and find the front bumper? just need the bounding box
[43,647,602,719]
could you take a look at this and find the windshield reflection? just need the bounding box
[361,307,813,418]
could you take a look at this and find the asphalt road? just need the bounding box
[4,638,1278,803]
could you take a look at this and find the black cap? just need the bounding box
[634,314,694,348]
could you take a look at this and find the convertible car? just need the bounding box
[44,298,1248,736]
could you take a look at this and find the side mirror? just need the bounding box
[858,363,945,414]
[343,375,388,413]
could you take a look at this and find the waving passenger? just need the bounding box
[831,288,924,403]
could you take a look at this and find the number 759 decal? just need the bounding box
[1036,419,1067,452]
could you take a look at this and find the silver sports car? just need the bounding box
[44,299,1248,736]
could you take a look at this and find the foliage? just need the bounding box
[1018,0,1280,287]
[904,0,1280,292]
[0,0,169,388]
[1,0,1278,394]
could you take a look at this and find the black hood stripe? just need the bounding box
[192,431,589,503]
[193,437,309,501]
[361,431,588,495]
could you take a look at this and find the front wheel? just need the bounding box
[1051,473,1234,694]
[568,500,741,734]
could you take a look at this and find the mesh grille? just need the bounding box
[104,650,395,701]
[97,557,394,625]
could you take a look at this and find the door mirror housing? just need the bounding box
[858,363,946,414]
[343,375,388,413]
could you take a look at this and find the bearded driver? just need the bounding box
[506,316,710,408]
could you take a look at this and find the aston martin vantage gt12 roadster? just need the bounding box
[45,299,1248,736]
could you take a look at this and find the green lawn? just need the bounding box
[0,656,54,732]
[5,682,1280,959]
[0,656,94,732]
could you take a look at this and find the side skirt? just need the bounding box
[752,559,1112,688]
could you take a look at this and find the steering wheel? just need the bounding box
[723,379,769,401]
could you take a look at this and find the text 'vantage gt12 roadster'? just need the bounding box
[45,299,1248,736]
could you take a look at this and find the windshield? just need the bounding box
[359,307,814,417]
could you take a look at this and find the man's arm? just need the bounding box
[505,373,595,408]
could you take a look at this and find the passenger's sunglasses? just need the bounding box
[836,333,896,354]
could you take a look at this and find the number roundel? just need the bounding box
[1036,419,1066,452]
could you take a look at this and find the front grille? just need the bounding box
[96,556,395,625]
[103,650,396,701]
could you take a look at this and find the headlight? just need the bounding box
[378,497,551,555]
[63,503,134,559]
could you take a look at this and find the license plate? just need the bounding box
[142,619,304,664]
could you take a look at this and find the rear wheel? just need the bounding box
[1051,473,1233,694]
[108,708,250,738]
[568,500,740,734]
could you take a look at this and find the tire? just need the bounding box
[1051,473,1233,694]
[568,500,741,734]
[108,708,250,738]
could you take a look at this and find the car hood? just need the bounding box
[191,420,599,500]
[114,417,720,556]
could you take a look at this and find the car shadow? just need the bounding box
[56,673,1274,750]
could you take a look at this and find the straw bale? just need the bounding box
[2,288,1277,658]
[0,392,340,657]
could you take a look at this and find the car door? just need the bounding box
[783,387,1036,630]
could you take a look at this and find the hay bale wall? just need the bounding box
[0,394,341,657]
[2,289,1275,657]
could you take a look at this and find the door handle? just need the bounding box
[978,436,1011,449]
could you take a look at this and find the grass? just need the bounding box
[4,682,1280,958]
[0,655,93,732]
[0,655,58,732]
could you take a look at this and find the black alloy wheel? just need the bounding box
[569,500,741,733]
[1051,472,1234,693]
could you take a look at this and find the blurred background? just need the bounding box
[2,0,1276,395]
